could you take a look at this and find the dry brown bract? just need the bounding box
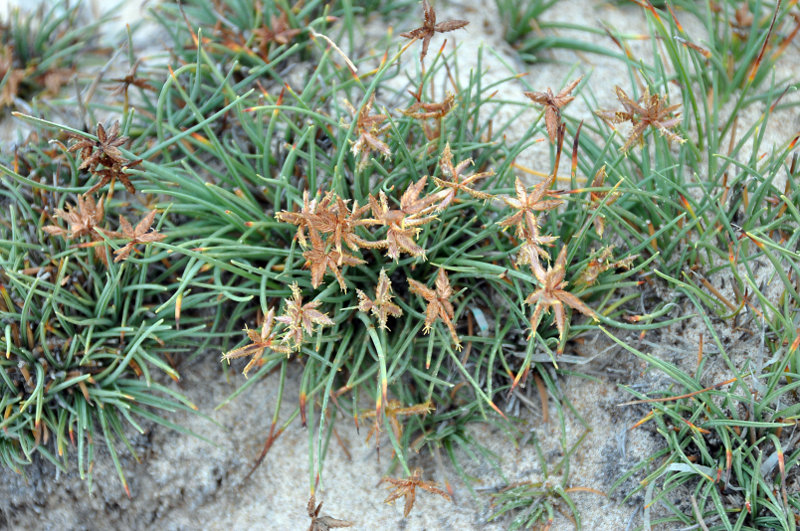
[525,246,597,347]
[407,268,461,349]
[596,86,684,153]
[307,495,353,531]
[381,467,451,518]
[356,269,403,329]
[524,76,582,144]
[276,283,335,350]
[434,142,493,208]
[400,0,468,64]
[344,93,391,170]
[103,210,166,263]
[303,228,365,292]
[222,309,292,377]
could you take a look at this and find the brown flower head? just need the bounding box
[407,268,460,349]
[307,495,353,531]
[306,194,375,258]
[344,93,391,169]
[596,86,684,153]
[276,283,335,350]
[222,309,292,377]
[103,209,166,262]
[525,246,597,347]
[498,175,563,255]
[253,11,301,59]
[381,467,451,518]
[108,59,156,106]
[356,269,403,329]
[276,190,325,248]
[433,142,493,209]
[303,228,365,292]
[524,76,582,144]
[43,195,105,240]
[400,0,469,64]
[68,121,129,172]
[84,158,142,196]
[366,178,441,261]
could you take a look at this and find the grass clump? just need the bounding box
[1,0,799,528]
[0,2,106,110]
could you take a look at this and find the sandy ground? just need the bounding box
[1,0,798,529]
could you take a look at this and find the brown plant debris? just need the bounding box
[0,44,27,108]
[102,209,166,263]
[400,0,469,64]
[276,282,335,350]
[525,246,597,347]
[381,467,452,518]
[524,76,582,143]
[407,267,461,349]
[344,93,391,169]
[307,495,353,531]
[434,142,493,208]
[596,86,684,153]
[222,309,292,377]
[356,269,403,330]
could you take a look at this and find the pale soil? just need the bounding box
[1,0,798,530]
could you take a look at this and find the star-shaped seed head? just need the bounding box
[407,268,461,349]
[222,309,292,377]
[276,283,335,350]
[433,142,493,209]
[103,209,166,262]
[596,86,684,153]
[381,467,451,518]
[307,495,353,531]
[400,0,469,64]
[356,269,403,329]
[43,195,105,240]
[525,246,598,349]
[524,76,582,143]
